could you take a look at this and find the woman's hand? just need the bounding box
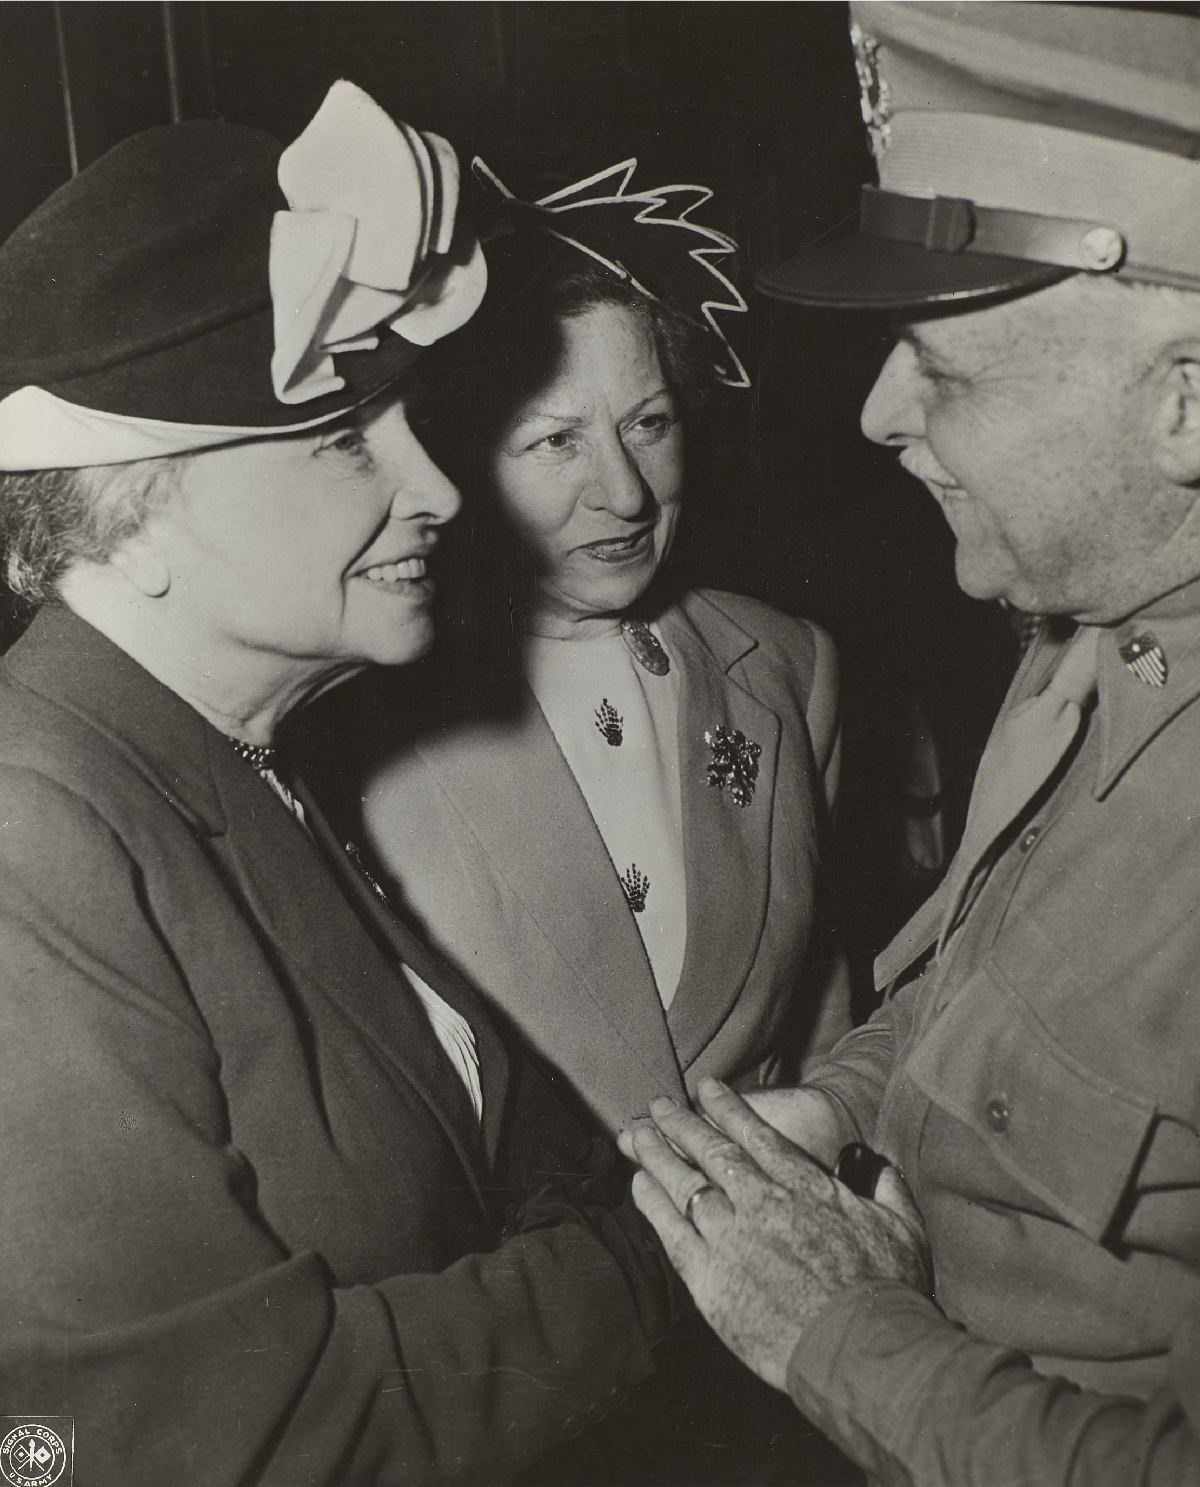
[618,1078,931,1392]
[740,1084,848,1170]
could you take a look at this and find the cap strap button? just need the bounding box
[924,196,975,255]
[1078,226,1125,273]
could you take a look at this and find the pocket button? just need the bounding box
[986,1097,1011,1133]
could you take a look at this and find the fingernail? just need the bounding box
[650,1095,679,1115]
[698,1076,727,1095]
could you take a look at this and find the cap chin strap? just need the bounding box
[860,185,1128,275]
[872,111,1200,293]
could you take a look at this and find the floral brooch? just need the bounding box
[705,725,761,808]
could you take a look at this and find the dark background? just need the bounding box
[0,1,1019,994]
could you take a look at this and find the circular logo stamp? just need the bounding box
[0,1425,67,1487]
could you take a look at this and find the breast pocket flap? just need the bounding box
[904,963,1155,1244]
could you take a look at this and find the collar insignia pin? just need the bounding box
[705,724,762,808]
[1118,632,1167,687]
[620,619,670,676]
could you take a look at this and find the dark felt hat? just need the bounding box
[0,121,419,428]
[760,3,1200,310]
[0,81,486,467]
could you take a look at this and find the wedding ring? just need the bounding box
[684,1182,717,1227]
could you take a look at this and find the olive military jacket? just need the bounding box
[787,609,1200,1485]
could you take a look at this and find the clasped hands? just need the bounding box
[617,1077,932,1390]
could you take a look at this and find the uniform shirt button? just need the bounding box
[1019,826,1041,853]
[986,1097,1011,1133]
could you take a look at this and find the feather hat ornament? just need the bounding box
[473,156,749,389]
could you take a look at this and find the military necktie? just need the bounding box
[937,624,1100,949]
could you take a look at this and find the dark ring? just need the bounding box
[685,1183,718,1227]
[834,1142,890,1199]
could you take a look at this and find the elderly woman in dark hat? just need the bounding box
[0,84,676,1487]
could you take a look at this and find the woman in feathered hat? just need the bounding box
[0,84,679,1486]
[359,157,851,1140]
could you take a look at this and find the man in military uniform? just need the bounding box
[622,5,1200,1481]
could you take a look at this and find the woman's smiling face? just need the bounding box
[489,303,685,636]
[147,386,462,683]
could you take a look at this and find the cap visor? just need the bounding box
[758,232,1070,309]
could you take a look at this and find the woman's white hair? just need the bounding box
[0,455,187,604]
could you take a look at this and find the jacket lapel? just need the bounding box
[6,609,491,1206]
[210,749,490,1199]
[872,625,1074,993]
[294,774,510,1165]
[415,689,685,1103]
[660,603,780,1067]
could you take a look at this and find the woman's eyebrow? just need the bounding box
[508,407,588,428]
[622,387,672,417]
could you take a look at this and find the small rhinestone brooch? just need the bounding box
[620,864,650,913]
[594,698,624,746]
[620,619,670,676]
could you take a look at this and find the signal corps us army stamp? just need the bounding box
[0,1420,72,1487]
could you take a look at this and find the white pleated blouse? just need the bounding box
[525,625,686,1008]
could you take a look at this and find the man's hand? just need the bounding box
[618,1077,932,1391]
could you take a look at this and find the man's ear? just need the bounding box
[1151,352,1200,486]
[107,528,170,598]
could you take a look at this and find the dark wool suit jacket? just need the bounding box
[0,606,661,1487]
[361,590,851,1135]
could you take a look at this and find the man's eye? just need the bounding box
[915,354,959,388]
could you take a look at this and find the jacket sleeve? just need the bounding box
[784,963,1200,1485]
[0,772,656,1487]
[786,1282,1200,1486]
[795,969,921,1150]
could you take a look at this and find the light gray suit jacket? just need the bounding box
[361,589,850,1133]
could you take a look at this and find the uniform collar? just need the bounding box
[3,603,227,833]
[1094,573,1200,798]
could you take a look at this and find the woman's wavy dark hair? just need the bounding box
[473,235,717,436]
